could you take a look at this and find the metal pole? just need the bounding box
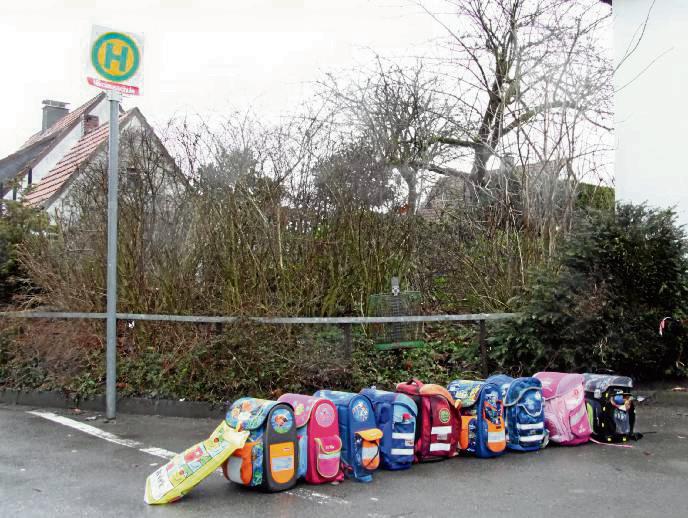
[106,90,122,420]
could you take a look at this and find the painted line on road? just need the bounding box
[27,410,176,460]
[27,410,349,506]
[285,487,350,506]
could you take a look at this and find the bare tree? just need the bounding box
[418,0,612,188]
[321,59,453,213]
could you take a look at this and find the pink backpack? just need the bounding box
[277,393,344,484]
[534,372,591,446]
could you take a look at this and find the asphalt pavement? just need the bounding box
[1,390,687,518]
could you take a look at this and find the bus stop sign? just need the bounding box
[87,26,144,96]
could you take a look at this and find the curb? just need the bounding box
[0,389,227,419]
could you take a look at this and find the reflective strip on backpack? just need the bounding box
[516,422,544,430]
[390,448,414,456]
[363,445,378,458]
[392,432,415,440]
[488,430,506,442]
[431,426,452,435]
[519,434,545,443]
[429,442,451,452]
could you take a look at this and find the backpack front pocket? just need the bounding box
[391,419,415,459]
[356,429,382,471]
[568,404,591,438]
[314,436,342,479]
[428,397,455,455]
[269,442,295,484]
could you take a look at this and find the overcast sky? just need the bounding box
[615,0,688,227]
[0,0,446,157]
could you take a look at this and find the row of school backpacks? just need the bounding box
[220,372,640,492]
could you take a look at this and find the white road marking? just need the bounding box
[27,410,347,506]
[285,487,350,505]
[27,410,176,460]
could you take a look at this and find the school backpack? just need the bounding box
[487,374,547,452]
[395,379,460,462]
[447,379,507,458]
[583,373,642,444]
[222,397,298,492]
[534,372,592,446]
[277,393,344,484]
[359,388,418,470]
[313,390,383,483]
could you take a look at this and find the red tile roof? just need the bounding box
[20,93,106,150]
[24,110,135,208]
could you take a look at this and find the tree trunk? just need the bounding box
[470,144,492,186]
[399,164,417,214]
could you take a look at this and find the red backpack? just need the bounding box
[395,379,461,462]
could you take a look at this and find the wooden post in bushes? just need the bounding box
[479,319,488,378]
[342,323,353,366]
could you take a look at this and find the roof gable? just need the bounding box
[23,109,139,208]
[0,93,108,194]
[19,93,106,150]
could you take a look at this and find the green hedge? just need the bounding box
[489,203,688,379]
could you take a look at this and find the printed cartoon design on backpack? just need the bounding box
[487,374,547,451]
[360,388,418,470]
[534,372,592,446]
[313,390,383,483]
[395,379,460,462]
[222,397,298,492]
[447,379,506,458]
[277,393,344,484]
[583,373,642,444]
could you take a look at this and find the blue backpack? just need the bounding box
[360,388,417,470]
[313,390,382,482]
[487,374,546,452]
[447,379,507,458]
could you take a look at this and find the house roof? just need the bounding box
[0,93,107,193]
[19,93,106,150]
[418,159,568,220]
[24,109,138,208]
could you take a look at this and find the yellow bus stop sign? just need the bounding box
[87,26,143,95]
[92,32,140,81]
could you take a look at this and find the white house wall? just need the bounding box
[47,113,166,219]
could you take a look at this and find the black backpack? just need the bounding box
[583,373,642,443]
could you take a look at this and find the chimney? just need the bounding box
[42,100,69,131]
[83,114,100,135]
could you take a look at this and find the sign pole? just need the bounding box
[105,90,122,420]
[87,25,143,418]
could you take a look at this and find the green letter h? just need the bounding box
[105,43,129,73]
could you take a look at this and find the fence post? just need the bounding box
[342,323,353,364]
[479,319,488,378]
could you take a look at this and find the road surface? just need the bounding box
[1,391,687,517]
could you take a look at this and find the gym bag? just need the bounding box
[277,393,344,484]
[487,374,547,452]
[447,379,507,458]
[313,390,383,483]
[583,373,642,444]
[395,379,460,462]
[222,397,298,492]
[534,372,591,446]
[359,388,418,470]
